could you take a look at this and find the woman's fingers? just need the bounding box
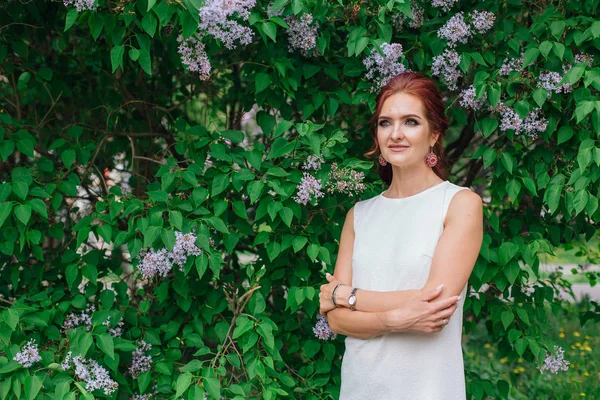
[430,295,460,313]
[421,284,444,301]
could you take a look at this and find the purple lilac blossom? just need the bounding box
[540,345,570,374]
[136,231,203,278]
[537,71,572,97]
[313,314,337,340]
[62,352,119,395]
[437,12,471,48]
[431,49,462,91]
[103,316,124,337]
[198,0,256,50]
[459,85,487,110]
[325,163,366,197]
[499,107,548,138]
[469,10,495,34]
[574,52,594,66]
[63,0,96,12]
[177,35,211,80]
[363,43,407,92]
[391,5,424,30]
[499,55,524,76]
[431,0,457,12]
[63,304,96,332]
[302,154,325,171]
[129,340,152,378]
[13,339,42,368]
[293,172,325,205]
[284,14,319,57]
[172,231,203,271]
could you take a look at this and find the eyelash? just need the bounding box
[378,119,418,127]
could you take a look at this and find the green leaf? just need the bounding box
[142,13,157,37]
[175,373,193,397]
[515,338,528,356]
[169,210,183,230]
[255,73,271,93]
[139,49,152,75]
[110,45,125,73]
[203,376,221,399]
[27,198,48,219]
[97,333,115,359]
[506,179,521,202]
[501,153,515,174]
[14,204,32,225]
[557,126,573,145]
[503,262,520,284]
[522,48,539,68]
[88,13,104,41]
[61,149,76,169]
[64,8,78,32]
[24,374,42,400]
[532,88,547,107]
[262,21,277,42]
[0,202,13,228]
[13,181,28,200]
[501,310,514,330]
[147,0,157,11]
[143,226,161,247]
[3,309,19,331]
[267,137,296,159]
[232,315,253,339]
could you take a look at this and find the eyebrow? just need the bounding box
[378,114,422,120]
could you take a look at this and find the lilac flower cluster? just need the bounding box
[498,106,548,139]
[313,314,337,340]
[136,231,203,278]
[431,49,462,91]
[102,316,124,337]
[198,0,256,50]
[537,71,572,97]
[302,154,325,171]
[177,35,211,81]
[540,345,570,374]
[363,42,407,92]
[325,163,366,197]
[574,52,594,66]
[293,172,325,205]
[13,339,42,368]
[431,0,458,12]
[63,304,96,332]
[499,55,524,76]
[129,340,152,378]
[459,85,487,110]
[469,10,495,34]
[284,14,319,57]
[63,0,96,12]
[437,13,471,48]
[391,5,424,30]
[62,352,119,395]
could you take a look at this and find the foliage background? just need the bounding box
[1,0,600,398]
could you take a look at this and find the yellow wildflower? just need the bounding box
[513,368,520,374]
[559,333,565,338]
[574,332,580,337]
[484,343,491,349]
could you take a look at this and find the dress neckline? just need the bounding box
[379,180,449,201]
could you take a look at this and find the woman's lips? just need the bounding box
[389,146,409,152]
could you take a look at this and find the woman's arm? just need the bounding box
[330,284,422,312]
[326,307,389,340]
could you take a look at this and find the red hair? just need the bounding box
[364,71,449,185]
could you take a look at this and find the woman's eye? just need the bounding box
[378,120,390,127]
[406,119,418,125]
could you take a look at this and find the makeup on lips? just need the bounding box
[388,145,409,152]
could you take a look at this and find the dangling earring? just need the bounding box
[425,145,438,167]
[378,153,387,166]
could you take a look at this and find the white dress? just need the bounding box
[339,180,471,400]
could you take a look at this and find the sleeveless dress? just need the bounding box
[339,180,471,400]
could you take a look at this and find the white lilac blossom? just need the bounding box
[437,12,471,48]
[293,172,325,205]
[177,35,211,80]
[63,0,96,12]
[13,339,42,368]
[62,352,119,395]
[499,55,524,76]
[537,71,572,97]
[102,316,124,337]
[469,10,495,34]
[325,163,366,197]
[313,314,337,340]
[136,231,203,278]
[459,85,487,110]
[431,0,457,12]
[63,304,96,332]
[302,154,325,171]
[540,345,570,374]
[391,5,425,30]
[363,42,407,92]
[431,49,462,91]
[198,0,256,50]
[499,107,547,138]
[284,14,319,57]
[129,340,152,378]
[499,108,523,133]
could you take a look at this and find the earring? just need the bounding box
[425,145,438,167]
[378,153,388,166]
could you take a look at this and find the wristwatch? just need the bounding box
[348,287,359,311]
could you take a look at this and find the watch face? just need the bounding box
[349,296,356,305]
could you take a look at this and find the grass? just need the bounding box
[464,299,600,399]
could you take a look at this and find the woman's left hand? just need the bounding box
[319,273,346,315]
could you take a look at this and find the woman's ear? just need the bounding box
[431,130,441,146]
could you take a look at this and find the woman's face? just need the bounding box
[376,92,439,167]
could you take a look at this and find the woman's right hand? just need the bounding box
[383,285,461,334]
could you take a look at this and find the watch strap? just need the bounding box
[331,283,344,307]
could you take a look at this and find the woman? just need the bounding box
[318,71,484,399]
